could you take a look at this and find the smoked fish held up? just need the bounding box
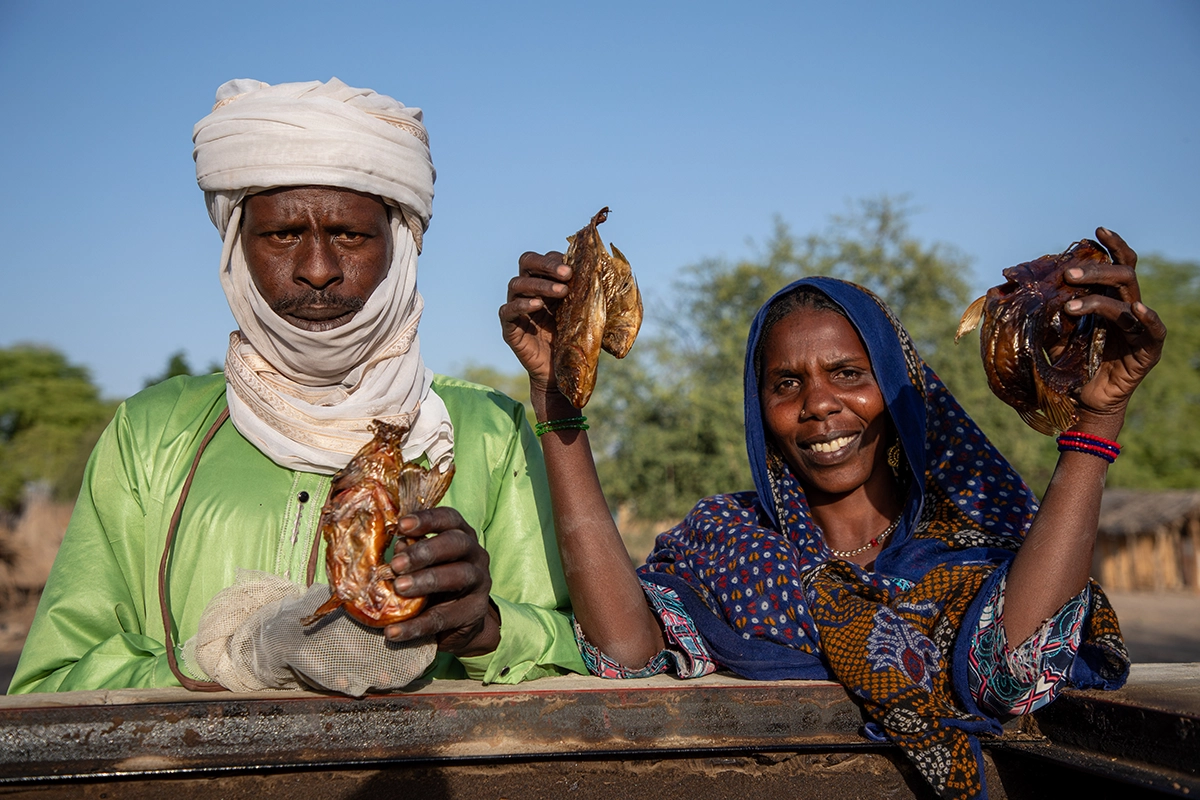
[553,207,644,408]
[955,238,1112,436]
[302,420,455,628]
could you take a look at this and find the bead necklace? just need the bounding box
[827,516,901,559]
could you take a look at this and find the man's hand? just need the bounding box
[383,507,500,657]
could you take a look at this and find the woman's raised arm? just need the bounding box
[1003,228,1166,643]
[499,251,665,667]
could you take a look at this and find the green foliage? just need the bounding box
[1105,254,1200,487]
[0,346,118,512]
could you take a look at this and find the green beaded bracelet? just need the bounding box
[534,416,589,436]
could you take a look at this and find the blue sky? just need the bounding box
[1,1,1197,399]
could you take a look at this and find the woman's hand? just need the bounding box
[499,251,572,396]
[1065,228,1166,420]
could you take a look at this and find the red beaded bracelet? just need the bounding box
[1056,431,1121,463]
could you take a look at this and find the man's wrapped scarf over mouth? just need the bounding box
[192,77,453,474]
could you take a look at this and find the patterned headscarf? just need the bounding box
[640,277,1127,799]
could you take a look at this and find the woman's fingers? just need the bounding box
[1065,292,1164,353]
[1064,260,1140,305]
[518,251,571,281]
[506,274,570,305]
[1096,227,1137,270]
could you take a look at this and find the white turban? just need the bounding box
[192,78,453,474]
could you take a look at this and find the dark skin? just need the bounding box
[243,185,499,657]
[501,227,1164,665]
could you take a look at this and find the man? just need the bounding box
[9,78,584,695]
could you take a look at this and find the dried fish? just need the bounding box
[302,420,455,627]
[553,207,643,408]
[956,239,1112,435]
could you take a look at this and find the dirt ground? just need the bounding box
[1,590,1197,695]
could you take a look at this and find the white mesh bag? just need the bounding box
[188,570,436,696]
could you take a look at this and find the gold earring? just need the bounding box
[888,440,902,479]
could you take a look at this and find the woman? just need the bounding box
[500,228,1164,799]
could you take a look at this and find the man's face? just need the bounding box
[242,186,393,331]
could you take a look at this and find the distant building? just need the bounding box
[1094,488,1200,593]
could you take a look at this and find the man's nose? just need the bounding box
[295,239,343,290]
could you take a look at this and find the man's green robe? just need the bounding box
[9,373,585,693]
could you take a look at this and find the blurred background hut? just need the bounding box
[1094,489,1200,593]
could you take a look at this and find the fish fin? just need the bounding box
[418,462,455,511]
[955,296,987,341]
[1031,372,1079,436]
[1018,408,1057,437]
[1044,395,1079,436]
[301,593,344,626]
[395,461,456,515]
[610,243,630,267]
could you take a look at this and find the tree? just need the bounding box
[143,350,194,388]
[0,346,118,512]
[1104,254,1200,487]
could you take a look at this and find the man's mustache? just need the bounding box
[269,291,366,316]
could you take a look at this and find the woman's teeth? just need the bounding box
[810,436,854,453]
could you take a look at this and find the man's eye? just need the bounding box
[267,231,299,241]
[336,231,366,241]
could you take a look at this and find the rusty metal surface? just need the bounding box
[1,667,1196,797]
[1030,663,1200,782]
[0,675,872,783]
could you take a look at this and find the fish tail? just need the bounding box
[1018,409,1057,437]
[955,296,987,341]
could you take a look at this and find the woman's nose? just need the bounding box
[800,380,841,420]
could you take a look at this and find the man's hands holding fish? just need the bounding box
[384,509,500,657]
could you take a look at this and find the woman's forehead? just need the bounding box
[762,307,870,366]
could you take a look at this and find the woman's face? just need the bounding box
[759,306,892,503]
